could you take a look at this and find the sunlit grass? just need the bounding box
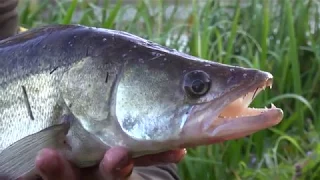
[17,0,320,179]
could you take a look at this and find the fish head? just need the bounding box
[113,42,283,151]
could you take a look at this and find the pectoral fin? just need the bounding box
[0,121,70,180]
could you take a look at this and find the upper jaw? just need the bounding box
[205,71,283,138]
[218,72,274,119]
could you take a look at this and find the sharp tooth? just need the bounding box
[271,103,276,108]
[264,106,267,109]
[252,88,258,100]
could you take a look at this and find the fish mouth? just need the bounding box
[207,76,283,139]
[180,72,283,147]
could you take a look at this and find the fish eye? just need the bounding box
[183,70,211,98]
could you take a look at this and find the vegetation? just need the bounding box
[17,0,320,179]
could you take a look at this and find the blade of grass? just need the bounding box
[285,0,304,132]
[102,0,122,28]
[225,0,241,63]
[62,0,78,24]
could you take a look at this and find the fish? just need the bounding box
[0,24,283,179]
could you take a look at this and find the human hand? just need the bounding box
[32,147,186,180]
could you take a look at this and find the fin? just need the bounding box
[65,119,107,168]
[0,121,70,180]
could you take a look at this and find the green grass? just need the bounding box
[16,0,320,179]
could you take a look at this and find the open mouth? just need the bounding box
[208,76,283,138]
[217,78,274,120]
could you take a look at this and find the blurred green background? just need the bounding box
[16,0,320,179]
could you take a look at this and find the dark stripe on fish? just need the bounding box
[105,72,109,83]
[21,85,34,120]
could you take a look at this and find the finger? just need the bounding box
[99,147,134,179]
[113,162,134,179]
[133,149,186,166]
[35,148,77,180]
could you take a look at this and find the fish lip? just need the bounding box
[209,107,283,139]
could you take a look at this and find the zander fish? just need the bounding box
[0,24,283,179]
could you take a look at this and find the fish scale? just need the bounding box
[0,71,63,152]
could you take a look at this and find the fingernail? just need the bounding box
[167,149,186,163]
[114,163,134,180]
[115,154,130,170]
[184,148,188,155]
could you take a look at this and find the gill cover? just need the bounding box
[115,64,191,141]
[59,57,114,127]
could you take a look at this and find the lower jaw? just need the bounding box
[179,108,283,149]
[179,130,257,148]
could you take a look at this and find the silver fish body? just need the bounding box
[0,24,283,179]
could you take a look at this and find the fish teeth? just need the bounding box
[271,103,276,108]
